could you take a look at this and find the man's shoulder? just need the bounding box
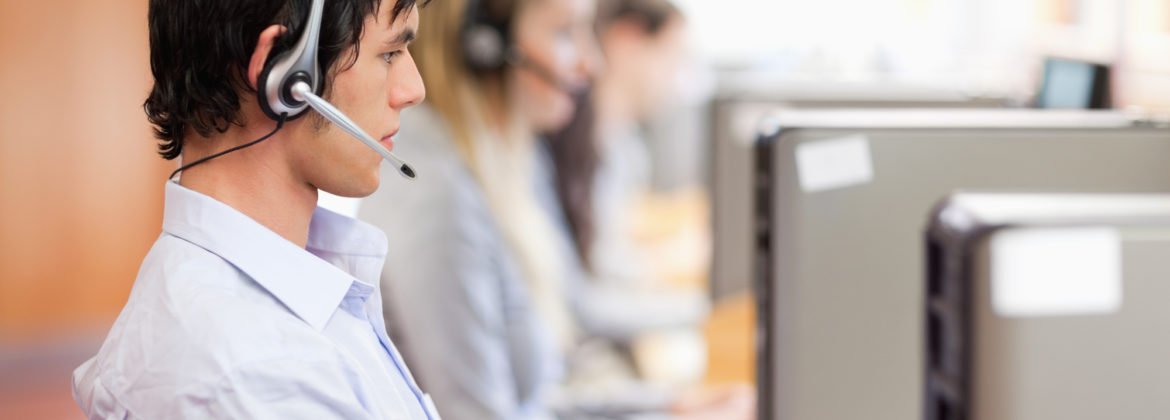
[130,235,289,323]
[76,234,341,404]
[128,233,328,352]
[136,233,244,290]
[74,338,357,419]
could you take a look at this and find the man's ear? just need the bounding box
[248,25,289,90]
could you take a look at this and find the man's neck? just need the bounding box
[178,125,318,248]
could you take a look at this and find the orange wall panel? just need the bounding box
[0,0,172,340]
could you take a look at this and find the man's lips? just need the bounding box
[379,130,398,150]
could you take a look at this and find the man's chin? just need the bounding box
[350,178,381,198]
[321,172,381,199]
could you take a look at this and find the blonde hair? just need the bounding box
[412,0,577,350]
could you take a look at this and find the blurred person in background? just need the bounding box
[543,0,741,400]
[71,0,435,418]
[543,0,711,357]
[360,0,752,418]
[360,0,599,417]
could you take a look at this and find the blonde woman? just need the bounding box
[360,0,753,418]
[359,0,598,418]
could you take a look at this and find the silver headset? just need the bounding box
[257,0,416,179]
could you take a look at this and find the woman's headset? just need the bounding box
[461,0,514,73]
[459,0,580,92]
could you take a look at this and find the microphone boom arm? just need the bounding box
[291,82,417,179]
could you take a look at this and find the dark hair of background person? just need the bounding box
[145,0,423,160]
[544,0,681,272]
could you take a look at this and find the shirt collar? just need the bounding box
[161,181,389,331]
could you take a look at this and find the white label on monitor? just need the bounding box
[990,227,1122,317]
[795,135,874,193]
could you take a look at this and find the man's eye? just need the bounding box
[381,51,401,64]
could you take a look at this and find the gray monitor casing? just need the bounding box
[926,193,1170,420]
[713,92,1008,300]
[752,109,1170,420]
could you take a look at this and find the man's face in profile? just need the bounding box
[286,0,425,198]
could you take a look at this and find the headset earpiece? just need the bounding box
[461,0,512,73]
[460,0,579,93]
[463,23,507,71]
[256,0,326,122]
[256,54,286,121]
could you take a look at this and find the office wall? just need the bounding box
[0,0,170,341]
[1119,0,1170,110]
[674,0,1170,111]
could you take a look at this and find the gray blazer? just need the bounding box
[360,106,563,420]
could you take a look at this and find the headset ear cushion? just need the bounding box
[256,55,284,121]
[464,24,506,71]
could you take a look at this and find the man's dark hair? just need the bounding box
[146,0,420,160]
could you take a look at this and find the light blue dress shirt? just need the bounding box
[73,181,440,420]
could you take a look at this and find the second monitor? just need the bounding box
[753,109,1170,420]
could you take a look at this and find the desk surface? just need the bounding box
[704,292,755,386]
[629,189,755,387]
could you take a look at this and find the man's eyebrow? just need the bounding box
[384,29,416,47]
